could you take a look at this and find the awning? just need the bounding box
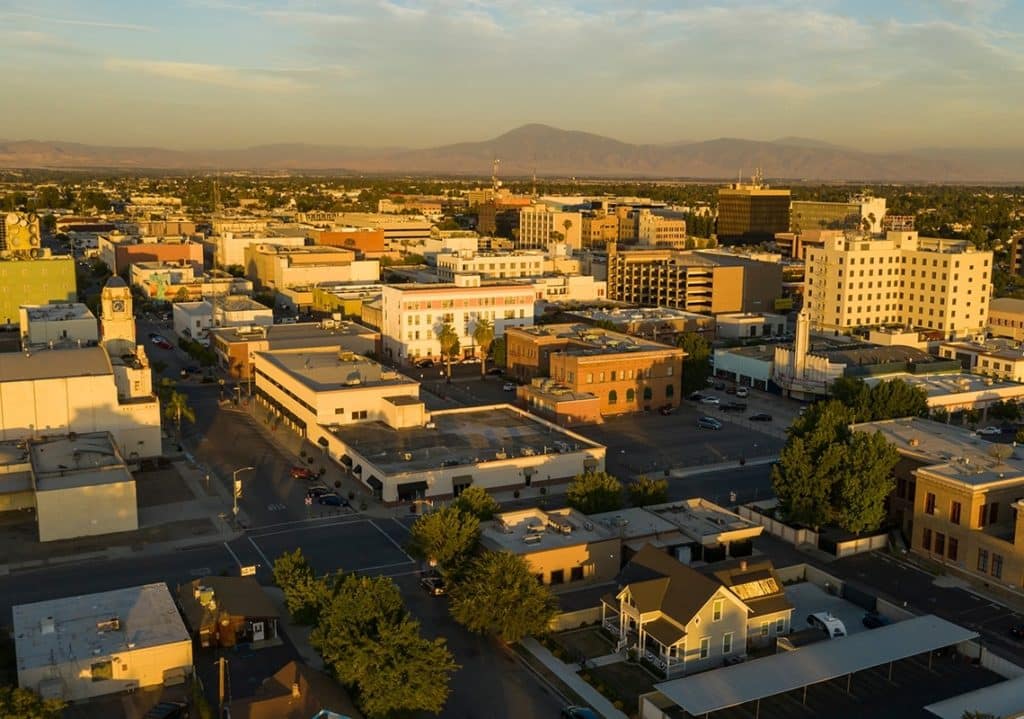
[398,481,428,492]
[452,475,473,486]
[365,476,382,490]
[340,454,352,466]
[353,465,362,475]
[316,437,328,447]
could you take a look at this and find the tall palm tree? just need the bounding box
[472,318,495,378]
[562,218,574,246]
[436,322,460,380]
[163,390,196,431]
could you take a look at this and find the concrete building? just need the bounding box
[98,234,204,275]
[132,264,253,303]
[174,297,274,341]
[988,297,1024,341]
[309,282,383,317]
[562,307,716,345]
[19,303,98,349]
[939,339,1024,383]
[790,195,886,234]
[0,279,161,459]
[209,233,307,268]
[244,243,379,291]
[480,507,620,591]
[855,417,1024,588]
[380,275,535,364]
[476,197,532,237]
[436,249,545,281]
[517,206,583,251]
[717,180,791,244]
[30,432,139,542]
[606,242,783,314]
[173,301,215,341]
[314,228,389,258]
[531,274,607,305]
[329,213,433,251]
[581,212,620,249]
[716,312,788,340]
[507,324,685,421]
[13,583,192,701]
[804,231,992,339]
[619,208,688,247]
[0,253,76,328]
[211,320,380,381]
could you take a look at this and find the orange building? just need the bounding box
[315,229,388,256]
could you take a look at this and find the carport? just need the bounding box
[924,675,1024,719]
[652,615,977,718]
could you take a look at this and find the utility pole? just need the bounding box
[232,466,254,518]
[218,656,227,715]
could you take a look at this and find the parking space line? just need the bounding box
[368,519,414,562]
[223,542,242,568]
[391,517,412,534]
[248,536,272,568]
[250,512,362,531]
[248,517,366,538]
[355,560,416,574]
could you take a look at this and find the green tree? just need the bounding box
[491,336,507,368]
[0,686,64,719]
[40,213,56,234]
[450,551,557,643]
[436,322,460,380]
[988,400,1020,422]
[163,389,196,430]
[830,376,928,422]
[566,471,623,514]
[829,431,899,534]
[676,332,712,394]
[272,549,333,624]
[406,507,480,577]
[472,317,495,377]
[452,485,500,520]
[628,475,669,507]
[173,286,191,303]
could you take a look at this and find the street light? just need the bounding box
[232,466,255,518]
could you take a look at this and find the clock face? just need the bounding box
[112,300,125,313]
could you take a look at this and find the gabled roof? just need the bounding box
[178,576,279,630]
[229,660,362,719]
[701,557,793,619]
[617,545,726,626]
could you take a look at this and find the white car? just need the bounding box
[502,382,516,391]
[807,612,847,639]
[735,387,749,398]
[976,426,1002,436]
[700,396,720,405]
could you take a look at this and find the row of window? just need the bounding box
[608,386,674,404]
[537,566,586,585]
[924,494,999,527]
[976,548,1005,579]
[921,528,959,561]
[809,253,987,270]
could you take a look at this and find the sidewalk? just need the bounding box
[669,455,778,478]
[519,637,628,719]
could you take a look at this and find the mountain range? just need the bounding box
[1,124,1022,182]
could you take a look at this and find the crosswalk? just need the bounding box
[266,503,287,512]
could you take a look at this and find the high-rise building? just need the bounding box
[0,252,76,327]
[517,206,582,251]
[717,181,791,244]
[804,231,992,339]
[790,195,887,234]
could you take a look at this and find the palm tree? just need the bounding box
[163,389,196,431]
[472,318,495,378]
[436,322,460,381]
[562,218,574,246]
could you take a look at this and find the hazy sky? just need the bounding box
[1,0,1023,150]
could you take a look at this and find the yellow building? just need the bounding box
[988,297,1024,342]
[481,507,621,591]
[0,253,76,328]
[804,231,992,339]
[581,212,619,249]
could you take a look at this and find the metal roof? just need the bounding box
[924,675,1024,719]
[653,614,977,716]
[0,346,111,382]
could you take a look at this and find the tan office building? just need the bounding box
[804,231,992,339]
[988,297,1024,341]
[717,182,791,244]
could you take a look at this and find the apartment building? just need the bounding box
[243,244,379,290]
[436,250,545,281]
[209,233,307,268]
[615,208,687,247]
[988,297,1024,341]
[856,417,1024,590]
[606,242,782,314]
[507,324,684,421]
[380,274,535,363]
[517,206,583,251]
[804,231,992,339]
[717,181,791,244]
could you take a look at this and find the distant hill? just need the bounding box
[1,124,1022,181]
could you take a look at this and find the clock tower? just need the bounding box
[100,276,136,354]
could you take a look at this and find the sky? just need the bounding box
[1,0,1023,150]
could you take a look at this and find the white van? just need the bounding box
[807,612,847,638]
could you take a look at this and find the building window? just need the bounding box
[934,532,945,556]
[91,660,113,681]
[925,493,936,515]
[722,632,733,654]
[950,501,961,525]
[570,566,584,582]
[992,553,1004,579]
[948,537,959,562]
[990,503,999,525]
[626,388,635,403]
[699,637,710,659]
[643,387,653,400]
[550,569,564,585]
[666,384,674,399]
[712,599,724,622]
[922,527,932,551]
[586,373,593,384]
[608,390,617,405]
[979,504,988,527]
[776,617,786,633]
[978,548,988,572]
[760,621,770,637]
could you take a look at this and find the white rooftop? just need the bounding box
[481,507,617,553]
[924,675,1024,719]
[256,348,415,393]
[13,583,190,672]
[30,432,134,492]
[864,371,1023,398]
[21,303,96,323]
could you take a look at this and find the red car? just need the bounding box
[290,466,315,480]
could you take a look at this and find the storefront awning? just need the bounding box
[340,454,352,466]
[365,476,382,490]
[398,481,428,492]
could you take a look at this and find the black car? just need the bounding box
[305,485,331,499]
[1010,624,1024,640]
[487,366,503,375]
[722,401,747,412]
[420,573,446,596]
[317,493,349,507]
[689,392,705,401]
[561,708,600,719]
[416,358,435,368]
[714,381,726,390]
[749,413,773,422]
[862,611,889,629]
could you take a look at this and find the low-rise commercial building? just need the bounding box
[178,577,280,649]
[98,233,204,275]
[988,297,1024,342]
[939,340,1024,383]
[507,324,684,420]
[310,281,382,317]
[480,507,620,591]
[173,297,274,341]
[531,274,607,305]
[245,243,380,290]
[18,303,98,349]
[436,249,545,281]
[13,583,192,701]
[0,253,76,328]
[563,306,715,344]
[716,312,787,340]
[209,233,307,268]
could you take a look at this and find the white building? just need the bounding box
[380,274,536,364]
[244,243,379,290]
[518,206,583,251]
[0,278,161,459]
[436,250,546,281]
[13,583,192,701]
[209,233,306,269]
[531,274,607,305]
[174,297,274,341]
[716,312,787,340]
[19,303,99,349]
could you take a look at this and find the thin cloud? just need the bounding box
[0,12,154,32]
[103,58,308,93]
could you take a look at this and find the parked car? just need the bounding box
[700,396,720,405]
[420,573,446,596]
[416,358,435,368]
[735,387,749,398]
[460,356,481,364]
[697,416,722,430]
[150,335,172,349]
[749,413,773,422]
[713,381,726,390]
[502,382,516,391]
[725,386,737,395]
[317,493,349,507]
[290,466,316,481]
[658,404,673,416]
[689,392,705,401]
[305,485,331,499]
[561,708,600,719]
[976,426,1002,436]
[144,701,189,719]
[862,611,890,629]
[807,612,846,638]
[722,401,747,412]
[487,367,503,375]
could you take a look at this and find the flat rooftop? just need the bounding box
[30,432,133,491]
[21,303,96,322]
[13,583,190,672]
[924,675,1024,719]
[0,346,111,382]
[942,341,1024,362]
[865,371,1024,397]
[220,295,271,313]
[257,349,412,393]
[515,323,676,354]
[210,320,377,347]
[482,507,617,553]
[989,297,1024,314]
[566,307,712,324]
[331,404,602,474]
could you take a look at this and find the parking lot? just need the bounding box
[784,582,870,639]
